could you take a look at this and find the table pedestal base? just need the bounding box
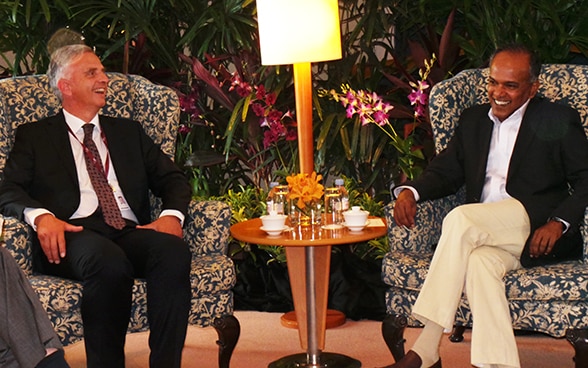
[269,352,361,368]
[280,310,346,329]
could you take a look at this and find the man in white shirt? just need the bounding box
[0,45,192,368]
[388,44,588,368]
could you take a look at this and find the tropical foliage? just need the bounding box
[3,1,587,196]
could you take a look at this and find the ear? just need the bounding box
[57,79,72,98]
[529,80,540,98]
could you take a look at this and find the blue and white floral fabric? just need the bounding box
[0,73,236,346]
[382,64,588,338]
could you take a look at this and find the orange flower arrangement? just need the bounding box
[286,172,324,210]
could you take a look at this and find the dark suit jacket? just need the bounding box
[0,112,191,226]
[401,98,588,267]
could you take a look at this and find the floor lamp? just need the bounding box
[256,0,342,175]
[257,1,344,367]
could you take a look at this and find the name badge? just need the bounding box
[112,186,131,210]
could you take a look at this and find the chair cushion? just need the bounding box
[29,275,84,346]
[506,262,588,301]
[383,251,588,302]
[28,253,236,345]
[2,217,34,275]
[381,251,434,291]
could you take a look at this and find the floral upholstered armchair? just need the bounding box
[0,73,240,368]
[381,64,588,367]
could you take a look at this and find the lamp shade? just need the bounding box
[256,0,342,65]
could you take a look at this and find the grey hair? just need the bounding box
[46,44,93,100]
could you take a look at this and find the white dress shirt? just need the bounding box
[63,110,139,222]
[24,110,184,229]
[480,100,529,203]
[393,100,530,202]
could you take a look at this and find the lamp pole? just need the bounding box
[293,62,314,174]
[256,1,349,366]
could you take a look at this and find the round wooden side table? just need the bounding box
[230,217,386,368]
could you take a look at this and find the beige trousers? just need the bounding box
[412,198,530,368]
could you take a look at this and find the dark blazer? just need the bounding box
[401,98,588,267]
[0,112,191,226]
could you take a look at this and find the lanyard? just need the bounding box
[67,125,111,178]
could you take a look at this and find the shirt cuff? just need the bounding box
[549,216,570,234]
[160,209,185,227]
[392,185,420,201]
[23,208,54,231]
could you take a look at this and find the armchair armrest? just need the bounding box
[385,191,464,253]
[1,216,35,276]
[184,200,231,256]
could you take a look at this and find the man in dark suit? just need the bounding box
[0,44,192,368]
[389,45,588,368]
[0,245,70,368]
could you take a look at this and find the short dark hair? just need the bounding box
[489,44,541,82]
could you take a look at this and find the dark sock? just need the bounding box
[35,349,70,368]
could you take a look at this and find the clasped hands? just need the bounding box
[393,189,564,259]
[35,213,183,264]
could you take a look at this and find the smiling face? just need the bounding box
[57,51,109,122]
[487,50,539,122]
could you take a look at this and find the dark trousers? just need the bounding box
[37,214,191,368]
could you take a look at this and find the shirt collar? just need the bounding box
[63,109,100,135]
[488,99,531,126]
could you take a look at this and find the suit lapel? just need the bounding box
[45,113,79,185]
[475,113,494,191]
[99,116,134,192]
[507,100,538,180]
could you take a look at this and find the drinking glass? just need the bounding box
[323,187,343,229]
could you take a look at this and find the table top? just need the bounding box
[230,217,387,247]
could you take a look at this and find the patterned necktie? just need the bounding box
[82,124,126,230]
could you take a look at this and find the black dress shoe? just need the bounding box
[382,350,442,368]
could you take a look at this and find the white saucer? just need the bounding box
[343,221,368,232]
[260,226,288,236]
[321,224,345,230]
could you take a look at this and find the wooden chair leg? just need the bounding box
[566,328,588,368]
[213,315,241,368]
[449,325,466,342]
[381,313,408,363]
